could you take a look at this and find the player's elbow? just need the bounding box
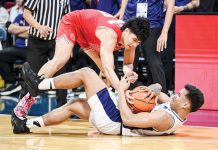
[122,118,131,126]
[122,118,135,127]
[121,114,135,126]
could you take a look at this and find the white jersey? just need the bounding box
[122,102,186,136]
[88,88,121,135]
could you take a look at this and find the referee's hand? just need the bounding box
[38,25,53,38]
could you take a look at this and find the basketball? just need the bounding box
[127,86,157,113]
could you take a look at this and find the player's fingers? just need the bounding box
[139,87,149,93]
[126,98,134,104]
[128,76,137,82]
[132,72,138,77]
[154,96,158,104]
[148,92,155,99]
[144,89,152,97]
[125,90,135,100]
[127,90,135,94]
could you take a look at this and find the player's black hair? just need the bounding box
[184,84,204,112]
[121,17,150,42]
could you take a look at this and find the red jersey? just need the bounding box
[56,9,124,53]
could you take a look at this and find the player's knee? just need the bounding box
[51,57,67,69]
[80,67,95,76]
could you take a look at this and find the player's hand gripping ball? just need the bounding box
[127,86,157,113]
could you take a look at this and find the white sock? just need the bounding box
[38,78,56,90]
[26,117,45,129]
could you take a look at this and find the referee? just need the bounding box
[13,0,71,120]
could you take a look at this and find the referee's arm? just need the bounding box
[23,8,52,38]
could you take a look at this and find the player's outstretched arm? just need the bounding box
[96,28,120,90]
[147,83,171,104]
[118,76,172,130]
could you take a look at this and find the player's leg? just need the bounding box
[22,66,122,135]
[12,98,91,134]
[26,99,90,129]
[52,67,107,98]
[12,39,72,122]
[23,66,107,99]
[37,38,73,78]
[13,67,107,133]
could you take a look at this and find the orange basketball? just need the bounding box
[127,86,157,113]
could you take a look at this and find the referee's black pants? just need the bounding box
[161,25,175,92]
[24,36,67,107]
[141,28,167,93]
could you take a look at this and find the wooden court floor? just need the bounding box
[0,115,218,150]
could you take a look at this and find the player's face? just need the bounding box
[123,29,141,50]
[171,89,189,105]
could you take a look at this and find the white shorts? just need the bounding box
[88,88,121,135]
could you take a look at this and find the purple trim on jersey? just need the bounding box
[97,88,121,123]
[176,0,191,6]
[13,14,29,48]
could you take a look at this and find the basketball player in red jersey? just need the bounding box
[38,9,149,91]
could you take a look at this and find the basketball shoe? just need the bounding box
[11,111,30,134]
[21,62,43,97]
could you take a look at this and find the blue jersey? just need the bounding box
[176,0,191,6]
[91,0,121,15]
[70,0,90,11]
[123,0,164,28]
[13,14,29,48]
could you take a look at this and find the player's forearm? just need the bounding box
[104,65,119,90]
[157,92,171,104]
[123,64,133,74]
[100,46,119,90]
[162,0,174,34]
[118,85,134,122]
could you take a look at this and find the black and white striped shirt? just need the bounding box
[24,0,71,40]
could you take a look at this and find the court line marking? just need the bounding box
[0,136,217,143]
[1,114,218,129]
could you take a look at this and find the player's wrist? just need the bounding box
[183,5,189,11]
[148,83,162,96]
[181,6,185,11]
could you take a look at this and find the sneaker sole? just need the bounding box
[0,85,22,96]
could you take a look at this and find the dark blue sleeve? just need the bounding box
[13,14,23,24]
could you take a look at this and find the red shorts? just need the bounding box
[56,16,77,46]
[56,15,90,50]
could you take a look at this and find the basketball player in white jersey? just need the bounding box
[12,63,204,136]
